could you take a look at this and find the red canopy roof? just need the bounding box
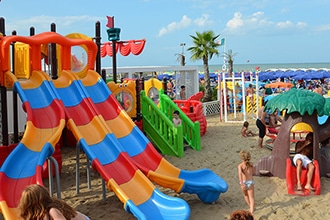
[101,39,146,57]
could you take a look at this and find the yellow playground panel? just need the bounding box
[14,43,30,79]
[108,80,137,118]
[291,122,313,132]
[246,95,262,113]
[144,78,162,105]
[290,122,313,142]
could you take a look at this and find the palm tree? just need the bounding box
[188,31,222,101]
[175,53,185,66]
[222,49,238,77]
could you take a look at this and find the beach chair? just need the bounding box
[286,157,321,195]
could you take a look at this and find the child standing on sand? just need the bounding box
[241,121,256,137]
[238,150,255,215]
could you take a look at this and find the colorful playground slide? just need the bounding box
[0,70,65,219]
[53,70,190,220]
[286,158,321,195]
[80,70,228,203]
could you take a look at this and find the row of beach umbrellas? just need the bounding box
[258,68,330,81]
[157,68,330,82]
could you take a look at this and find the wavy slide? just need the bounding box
[53,70,190,220]
[81,70,228,203]
[0,71,65,219]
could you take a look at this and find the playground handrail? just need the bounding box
[159,91,201,151]
[141,90,184,157]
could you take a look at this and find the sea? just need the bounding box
[198,62,330,73]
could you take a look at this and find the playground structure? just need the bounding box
[103,65,199,101]
[174,92,207,136]
[253,88,330,195]
[219,71,262,123]
[106,76,206,157]
[1,24,203,157]
[0,20,228,219]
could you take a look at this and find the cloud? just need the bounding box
[224,11,307,35]
[276,20,294,29]
[193,14,213,27]
[6,15,102,35]
[157,13,213,37]
[158,15,192,37]
[315,24,330,32]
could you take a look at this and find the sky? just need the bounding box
[1,0,330,68]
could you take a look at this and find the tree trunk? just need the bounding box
[202,56,212,102]
[228,60,233,77]
[181,55,185,66]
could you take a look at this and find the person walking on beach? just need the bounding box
[256,103,267,148]
[19,184,90,220]
[238,150,255,215]
[293,132,315,191]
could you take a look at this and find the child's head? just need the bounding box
[19,184,77,220]
[230,210,254,220]
[19,184,51,219]
[243,121,249,128]
[173,110,180,118]
[239,150,251,163]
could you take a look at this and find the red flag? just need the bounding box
[106,16,114,28]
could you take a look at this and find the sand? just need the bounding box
[55,115,330,220]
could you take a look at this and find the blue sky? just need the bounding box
[1,0,330,68]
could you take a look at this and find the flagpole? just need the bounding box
[223,37,226,66]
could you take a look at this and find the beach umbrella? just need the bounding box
[158,74,170,80]
[274,70,287,79]
[316,69,330,79]
[275,69,297,79]
[290,69,328,80]
[264,82,294,89]
[258,70,277,81]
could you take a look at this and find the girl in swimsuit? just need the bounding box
[19,184,90,220]
[238,150,255,215]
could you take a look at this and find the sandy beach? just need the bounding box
[53,115,330,220]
